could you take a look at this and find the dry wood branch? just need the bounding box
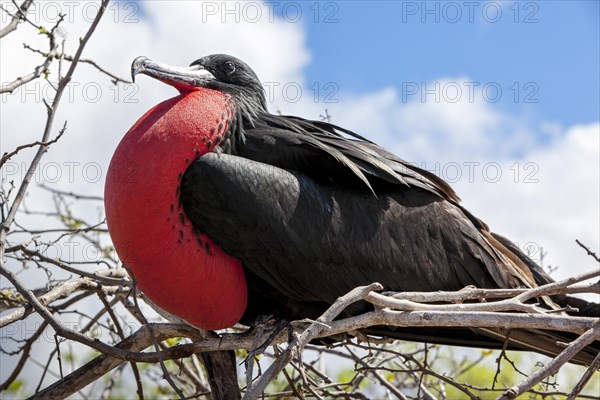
[567,351,600,400]
[8,244,128,286]
[98,295,145,400]
[331,309,596,334]
[387,266,600,303]
[1,265,155,371]
[512,267,600,303]
[0,123,66,167]
[28,323,203,400]
[243,283,383,400]
[0,269,126,326]
[0,320,48,391]
[0,61,51,94]
[11,275,598,399]
[125,266,188,399]
[0,0,108,246]
[21,43,132,84]
[498,321,600,399]
[576,239,600,263]
[2,266,598,349]
[368,291,545,313]
[0,0,34,38]
[21,41,132,85]
[9,276,596,357]
[0,3,64,94]
[62,56,132,84]
[37,184,104,201]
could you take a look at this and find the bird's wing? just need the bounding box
[181,154,599,365]
[236,115,539,288]
[181,153,529,306]
[240,114,460,202]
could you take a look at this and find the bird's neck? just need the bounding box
[104,90,247,329]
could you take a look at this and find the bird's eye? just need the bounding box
[223,61,236,75]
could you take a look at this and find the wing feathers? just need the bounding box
[244,114,460,202]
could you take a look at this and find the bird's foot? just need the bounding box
[243,317,292,368]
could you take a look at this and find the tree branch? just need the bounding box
[16,274,598,399]
[0,122,66,167]
[0,0,34,38]
[498,321,600,399]
[567,351,600,400]
[28,324,203,400]
[0,0,108,244]
[0,269,127,327]
[244,283,383,400]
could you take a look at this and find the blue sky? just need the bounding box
[131,0,599,126]
[266,1,599,126]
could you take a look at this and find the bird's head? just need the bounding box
[131,54,267,114]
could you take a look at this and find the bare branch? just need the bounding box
[576,239,600,263]
[72,57,133,84]
[330,308,596,335]
[98,295,145,400]
[22,43,132,84]
[29,323,203,400]
[498,321,600,399]
[14,276,598,399]
[37,184,104,201]
[368,291,545,314]
[0,60,52,94]
[0,0,108,245]
[387,266,600,303]
[244,283,383,400]
[0,269,127,327]
[567,352,600,400]
[0,7,66,94]
[0,122,66,167]
[0,0,34,38]
[0,320,49,391]
[7,244,126,285]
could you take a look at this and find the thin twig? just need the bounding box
[0,0,34,38]
[498,321,600,400]
[37,184,104,201]
[567,351,600,400]
[0,123,66,167]
[243,283,383,400]
[576,239,600,263]
[0,270,127,327]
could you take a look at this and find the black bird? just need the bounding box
[105,54,599,366]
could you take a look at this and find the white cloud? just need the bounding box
[458,123,600,281]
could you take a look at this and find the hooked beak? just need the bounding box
[131,56,215,92]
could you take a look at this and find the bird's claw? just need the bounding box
[242,317,292,368]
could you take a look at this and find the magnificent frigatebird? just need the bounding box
[104,54,599,364]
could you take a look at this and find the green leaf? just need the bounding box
[165,337,182,346]
[8,379,23,393]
